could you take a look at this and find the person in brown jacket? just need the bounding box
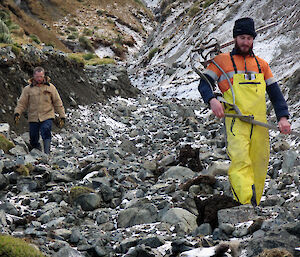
[14,67,66,154]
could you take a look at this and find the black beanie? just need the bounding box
[233,17,257,38]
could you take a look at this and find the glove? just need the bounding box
[14,113,20,125]
[58,117,65,129]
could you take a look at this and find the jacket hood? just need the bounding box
[28,76,51,87]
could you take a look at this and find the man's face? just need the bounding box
[235,34,254,54]
[33,71,45,84]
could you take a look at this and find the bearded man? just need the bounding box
[198,18,291,206]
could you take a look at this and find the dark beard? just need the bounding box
[235,43,253,56]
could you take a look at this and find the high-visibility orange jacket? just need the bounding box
[198,48,289,120]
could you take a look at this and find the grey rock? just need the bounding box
[0,174,9,189]
[125,244,159,257]
[252,229,265,238]
[0,202,19,215]
[53,246,85,257]
[120,139,138,155]
[193,223,212,236]
[0,210,7,227]
[219,223,235,235]
[74,193,102,211]
[218,205,258,225]
[9,144,28,155]
[159,154,176,167]
[95,246,107,257]
[53,228,72,240]
[207,161,229,176]
[70,229,83,244]
[96,212,109,224]
[282,150,297,173]
[138,236,165,248]
[160,166,195,182]
[17,178,38,193]
[117,203,158,228]
[232,224,249,238]
[260,195,285,207]
[162,207,197,234]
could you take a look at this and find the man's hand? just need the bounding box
[209,98,225,118]
[278,117,291,134]
[14,113,20,125]
[58,117,65,129]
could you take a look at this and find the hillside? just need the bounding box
[0,0,154,58]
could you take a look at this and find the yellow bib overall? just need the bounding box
[223,57,270,206]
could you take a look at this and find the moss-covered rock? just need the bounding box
[15,164,34,176]
[0,234,46,257]
[0,133,15,153]
[69,186,95,202]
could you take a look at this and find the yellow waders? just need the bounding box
[223,72,269,205]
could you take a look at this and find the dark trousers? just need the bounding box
[29,119,52,149]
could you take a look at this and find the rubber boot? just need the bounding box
[43,139,51,155]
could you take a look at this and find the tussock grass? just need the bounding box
[68,52,115,66]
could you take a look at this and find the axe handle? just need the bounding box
[225,113,300,137]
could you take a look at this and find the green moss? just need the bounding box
[67,33,78,40]
[0,234,46,257]
[12,44,22,56]
[0,32,13,43]
[163,38,169,45]
[188,5,200,17]
[68,53,85,65]
[15,165,30,176]
[0,133,15,153]
[67,26,78,32]
[70,186,95,201]
[203,0,216,8]
[29,34,40,44]
[68,53,115,66]
[87,57,115,66]
[148,47,159,60]
[45,41,55,48]
[83,52,95,60]
[83,28,93,36]
[79,36,94,51]
[0,19,10,34]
